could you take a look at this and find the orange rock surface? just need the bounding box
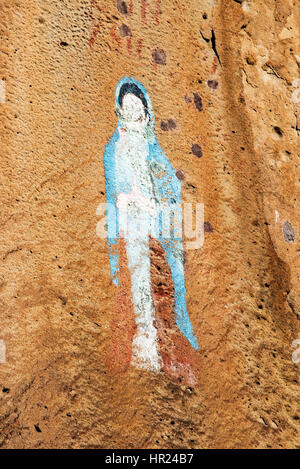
[0,0,299,449]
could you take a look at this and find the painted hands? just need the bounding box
[117,174,156,216]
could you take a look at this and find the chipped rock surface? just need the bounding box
[0,0,299,449]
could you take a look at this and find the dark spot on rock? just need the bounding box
[202,13,207,19]
[168,118,176,130]
[200,30,210,43]
[161,119,176,131]
[204,221,213,233]
[152,48,167,65]
[2,387,10,393]
[38,17,45,24]
[58,295,67,306]
[246,56,256,65]
[191,144,203,158]
[60,41,68,47]
[119,24,131,37]
[273,126,283,137]
[211,29,221,65]
[34,424,42,433]
[117,0,128,15]
[176,170,185,181]
[193,93,203,112]
[282,221,295,243]
[207,80,218,90]
[184,94,192,103]
[160,121,169,131]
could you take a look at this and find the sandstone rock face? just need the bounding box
[0,0,299,449]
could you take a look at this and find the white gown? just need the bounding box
[115,125,162,372]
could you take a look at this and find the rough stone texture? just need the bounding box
[0,0,299,449]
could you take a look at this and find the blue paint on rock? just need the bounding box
[103,76,199,350]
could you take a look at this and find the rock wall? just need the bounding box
[0,0,299,449]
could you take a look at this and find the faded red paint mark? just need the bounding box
[149,238,199,387]
[129,0,133,15]
[89,1,103,47]
[91,0,101,12]
[137,38,143,59]
[89,20,102,47]
[118,24,132,53]
[106,239,136,375]
[155,0,161,25]
[89,33,96,47]
[110,25,122,49]
[141,0,147,23]
[126,36,132,53]
[152,48,158,70]
[212,56,218,74]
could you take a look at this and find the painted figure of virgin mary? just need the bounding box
[103,77,199,384]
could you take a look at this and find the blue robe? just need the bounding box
[103,77,199,350]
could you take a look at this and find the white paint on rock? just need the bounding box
[292,339,300,365]
[0,80,6,103]
[292,79,300,104]
[115,94,162,372]
[0,340,6,363]
[242,1,251,13]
